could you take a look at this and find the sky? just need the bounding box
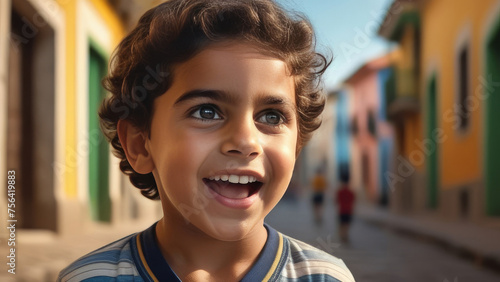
[275,0,396,91]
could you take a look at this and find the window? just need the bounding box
[367,110,377,137]
[457,47,469,130]
[350,116,359,136]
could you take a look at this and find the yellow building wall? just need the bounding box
[403,115,424,171]
[56,0,77,198]
[394,25,424,171]
[421,0,496,188]
[56,0,125,198]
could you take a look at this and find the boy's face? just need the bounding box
[147,43,297,241]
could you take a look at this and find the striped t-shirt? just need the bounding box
[58,223,355,281]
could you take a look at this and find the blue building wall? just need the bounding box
[377,67,394,206]
[335,89,351,180]
[377,67,392,121]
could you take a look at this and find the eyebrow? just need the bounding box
[174,89,236,105]
[173,89,296,111]
[258,96,294,107]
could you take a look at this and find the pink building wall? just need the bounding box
[346,55,392,202]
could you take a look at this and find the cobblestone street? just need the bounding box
[266,197,500,282]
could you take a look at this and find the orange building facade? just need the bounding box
[379,0,500,221]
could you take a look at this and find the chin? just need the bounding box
[197,217,262,242]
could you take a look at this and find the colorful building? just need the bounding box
[344,54,395,204]
[0,0,162,237]
[379,0,500,220]
[377,66,396,207]
[378,0,425,214]
[334,88,352,184]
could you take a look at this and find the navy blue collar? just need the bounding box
[134,222,282,281]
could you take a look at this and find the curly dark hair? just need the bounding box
[99,0,331,200]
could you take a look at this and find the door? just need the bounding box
[427,75,438,209]
[485,21,500,216]
[7,7,57,230]
[88,47,110,222]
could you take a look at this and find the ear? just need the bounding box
[117,120,155,174]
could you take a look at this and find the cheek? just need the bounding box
[277,147,296,178]
[156,131,212,195]
[263,143,296,210]
[267,134,297,182]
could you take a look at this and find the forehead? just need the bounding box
[178,42,288,70]
[170,43,295,98]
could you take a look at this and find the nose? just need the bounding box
[221,114,263,158]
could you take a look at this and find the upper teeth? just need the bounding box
[209,175,257,184]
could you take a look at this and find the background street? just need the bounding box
[266,196,500,282]
[0,194,498,281]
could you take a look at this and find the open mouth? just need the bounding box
[203,176,263,200]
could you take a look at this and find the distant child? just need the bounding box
[336,173,356,243]
[311,168,327,224]
[58,0,354,281]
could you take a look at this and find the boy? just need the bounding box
[58,0,355,281]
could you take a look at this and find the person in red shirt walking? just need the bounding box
[336,173,355,243]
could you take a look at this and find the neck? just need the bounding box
[155,213,267,280]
